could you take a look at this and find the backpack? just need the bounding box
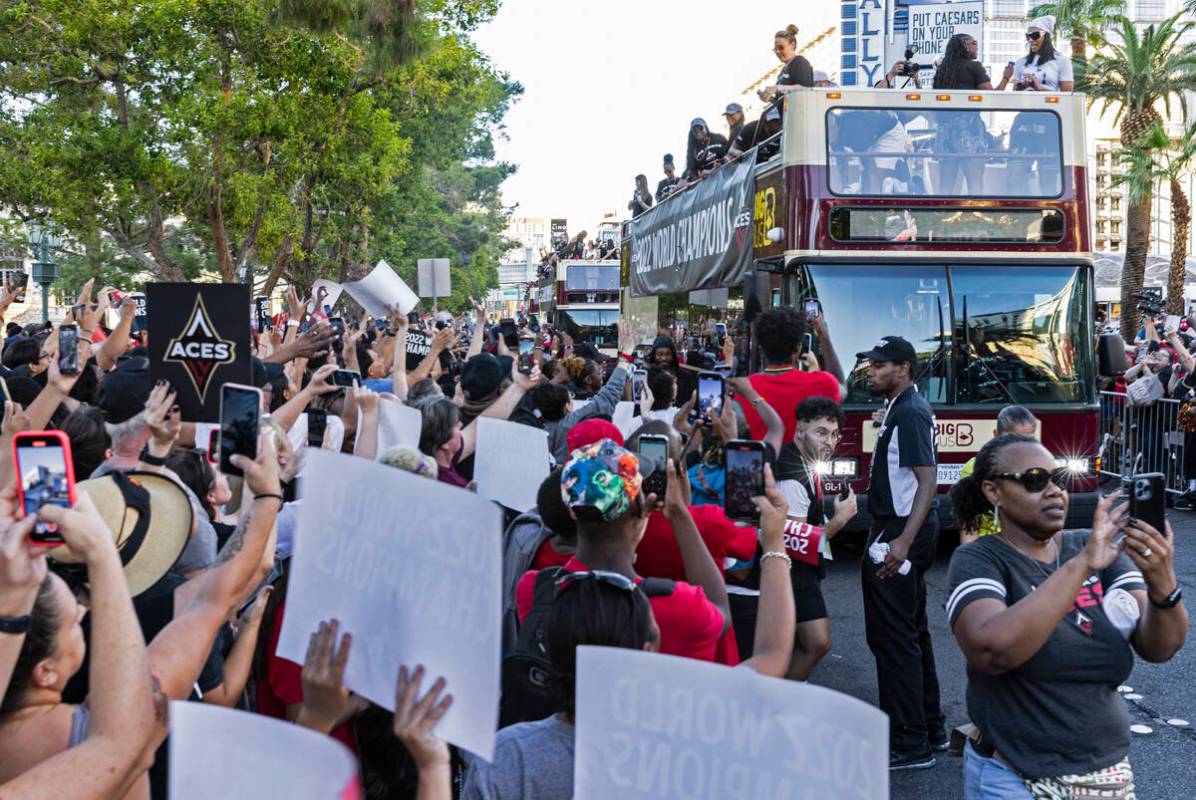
[498,567,674,728]
[501,512,554,654]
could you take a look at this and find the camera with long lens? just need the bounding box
[898,48,929,76]
[1133,290,1166,318]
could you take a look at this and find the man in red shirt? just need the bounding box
[736,307,845,443]
[515,439,733,663]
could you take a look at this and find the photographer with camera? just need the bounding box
[876,51,924,89]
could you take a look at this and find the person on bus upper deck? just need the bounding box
[683,120,728,181]
[559,231,587,260]
[812,70,837,88]
[723,103,745,147]
[734,307,845,445]
[655,154,682,202]
[996,16,1074,93]
[757,24,813,103]
[932,33,993,195]
[628,175,653,219]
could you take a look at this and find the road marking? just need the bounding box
[1169,719,1190,727]
[1131,724,1154,735]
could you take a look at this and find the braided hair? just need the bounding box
[932,33,975,90]
[949,433,1038,532]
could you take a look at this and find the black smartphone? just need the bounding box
[518,338,534,374]
[638,434,669,497]
[804,298,821,321]
[219,383,262,478]
[307,407,328,448]
[800,333,813,359]
[632,368,648,403]
[328,317,345,339]
[58,324,80,375]
[724,439,765,523]
[331,369,361,388]
[1128,472,1166,535]
[697,374,725,420]
[207,429,219,464]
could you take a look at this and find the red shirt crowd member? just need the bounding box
[736,306,843,443]
[515,440,732,664]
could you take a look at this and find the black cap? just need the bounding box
[856,336,918,366]
[461,353,506,402]
[98,356,153,424]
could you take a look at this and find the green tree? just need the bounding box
[1085,15,1196,339]
[1028,0,1124,74]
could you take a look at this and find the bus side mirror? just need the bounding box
[1098,333,1129,378]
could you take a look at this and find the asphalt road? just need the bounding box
[811,504,1196,800]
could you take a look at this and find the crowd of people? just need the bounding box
[0,266,1182,799]
[627,14,1076,218]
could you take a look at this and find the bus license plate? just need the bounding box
[937,464,965,485]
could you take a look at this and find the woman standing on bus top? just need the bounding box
[996,16,1074,93]
[947,434,1186,798]
[757,24,813,103]
[932,33,992,195]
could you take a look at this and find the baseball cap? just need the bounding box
[723,102,743,115]
[812,70,831,84]
[98,356,153,423]
[460,353,506,402]
[561,439,643,522]
[856,336,918,366]
[566,419,625,454]
[690,117,707,129]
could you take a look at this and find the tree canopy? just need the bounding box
[0,0,519,312]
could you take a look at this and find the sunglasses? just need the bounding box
[991,467,1069,493]
[554,570,637,594]
[1025,31,1043,41]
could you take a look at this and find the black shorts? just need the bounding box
[728,561,828,660]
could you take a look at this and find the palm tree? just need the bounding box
[1086,15,1196,339]
[1130,122,1196,315]
[1028,0,1124,74]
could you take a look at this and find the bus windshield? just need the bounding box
[826,108,1063,198]
[557,308,620,348]
[807,264,1092,405]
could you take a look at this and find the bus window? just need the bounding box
[826,108,1063,199]
[557,309,620,349]
[565,266,620,292]
[953,266,1093,404]
[806,265,951,405]
[828,207,1065,244]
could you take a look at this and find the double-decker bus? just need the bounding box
[534,258,622,354]
[624,87,1097,529]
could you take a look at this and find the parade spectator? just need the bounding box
[949,434,1185,797]
[958,405,1038,545]
[856,335,945,770]
[628,174,653,218]
[647,334,696,409]
[655,154,682,202]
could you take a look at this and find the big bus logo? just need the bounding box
[937,421,975,449]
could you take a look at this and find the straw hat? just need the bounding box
[48,471,194,597]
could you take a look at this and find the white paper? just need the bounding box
[612,401,638,440]
[343,260,420,317]
[277,450,503,759]
[355,397,423,459]
[574,647,889,800]
[168,701,359,799]
[473,417,550,512]
[287,413,345,455]
[309,279,344,315]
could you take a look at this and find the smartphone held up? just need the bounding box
[14,431,77,545]
[219,383,262,478]
[724,439,765,523]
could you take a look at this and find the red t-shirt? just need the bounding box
[515,556,731,664]
[736,369,840,443]
[257,604,357,751]
[634,505,757,582]
[531,537,572,571]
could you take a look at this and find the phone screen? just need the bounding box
[58,324,80,375]
[804,299,821,321]
[638,435,669,497]
[332,369,361,388]
[518,339,534,374]
[724,440,765,522]
[307,408,329,447]
[16,434,73,542]
[632,368,648,402]
[697,375,725,419]
[220,384,261,477]
[329,317,345,338]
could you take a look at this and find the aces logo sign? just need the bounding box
[148,284,251,421]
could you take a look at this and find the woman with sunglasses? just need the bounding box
[947,434,1186,798]
[996,16,1073,93]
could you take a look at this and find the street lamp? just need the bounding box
[26,221,62,323]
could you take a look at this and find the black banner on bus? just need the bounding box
[626,147,756,297]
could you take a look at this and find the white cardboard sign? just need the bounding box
[168,701,359,799]
[357,396,424,458]
[574,647,889,800]
[277,449,503,759]
[612,401,638,440]
[417,257,452,298]
[343,260,420,317]
[309,279,345,315]
[473,417,550,512]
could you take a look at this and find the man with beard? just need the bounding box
[773,397,858,680]
[855,335,945,771]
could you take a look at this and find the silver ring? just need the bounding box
[1143,547,1153,558]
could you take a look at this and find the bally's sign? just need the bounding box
[148,283,252,421]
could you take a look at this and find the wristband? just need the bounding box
[619,352,635,364]
[287,319,300,328]
[1150,586,1183,609]
[0,614,32,634]
[254,492,285,506]
[139,449,168,467]
[760,550,792,569]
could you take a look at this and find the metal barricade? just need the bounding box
[1098,390,1188,494]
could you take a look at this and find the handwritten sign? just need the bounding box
[473,417,550,512]
[356,397,423,458]
[277,450,503,759]
[574,647,888,799]
[344,260,420,317]
[168,701,360,799]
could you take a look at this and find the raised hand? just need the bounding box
[753,464,789,553]
[1083,490,1130,572]
[297,619,366,734]
[230,429,282,499]
[37,493,116,563]
[393,664,453,772]
[144,381,181,457]
[0,513,45,616]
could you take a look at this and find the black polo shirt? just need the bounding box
[867,386,937,518]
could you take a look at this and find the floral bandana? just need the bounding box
[561,439,642,522]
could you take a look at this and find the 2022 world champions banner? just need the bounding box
[626,148,756,297]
